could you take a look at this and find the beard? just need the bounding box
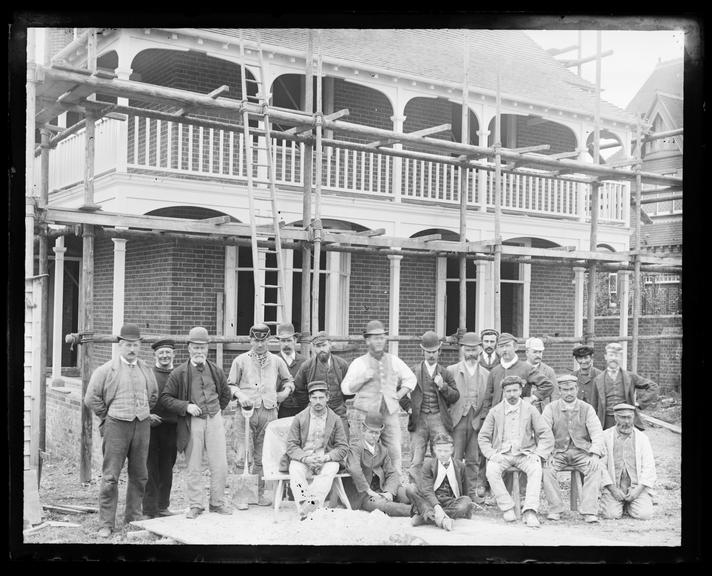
[317,351,330,362]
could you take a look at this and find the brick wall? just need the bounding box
[349,252,390,336]
[404,97,455,142]
[333,79,393,142]
[46,28,74,58]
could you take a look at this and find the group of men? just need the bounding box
[84,319,658,538]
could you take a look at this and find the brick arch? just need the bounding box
[144,206,241,222]
[403,97,480,146]
[488,115,578,153]
[597,243,617,252]
[504,236,562,248]
[286,218,369,233]
[410,228,462,242]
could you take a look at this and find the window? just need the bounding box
[608,272,619,308]
[444,257,477,335]
[291,249,327,333]
[501,260,524,336]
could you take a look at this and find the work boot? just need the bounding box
[97,526,112,539]
[438,515,454,531]
[503,508,517,522]
[257,478,272,506]
[523,510,540,528]
[410,514,426,527]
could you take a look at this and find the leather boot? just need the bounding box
[257,478,272,507]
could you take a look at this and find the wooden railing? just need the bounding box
[41,116,629,224]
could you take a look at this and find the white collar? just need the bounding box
[464,361,477,376]
[434,459,460,497]
[504,399,522,414]
[424,362,437,377]
[364,441,376,454]
[500,355,518,370]
[281,351,295,363]
[120,356,137,366]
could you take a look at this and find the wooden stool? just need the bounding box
[560,467,583,512]
[505,467,522,519]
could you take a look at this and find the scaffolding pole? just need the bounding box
[631,120,644,372]
[458,31,470,333]
[493,70,502,332]
[300,31,314,345]
[311,31,323,335]
[38,128,50,458]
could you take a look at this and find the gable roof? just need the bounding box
[205,28,634,124]
[635,220,683,251]
[626,58,683,117]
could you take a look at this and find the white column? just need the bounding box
[617,270,631,370]
[483,261,495,329]
[111,238,127,361]
[577,143,589,222]
[435,256,447,337]
[326,250,340,335]
[573,266,586,369]
[51,237,67,382]
[390,114,406,203]
[476,129,490,211]
[521,262,531,338]
[475,260,488,334]
[387,253,403,356]
[283,247,294,324]
[224,246,237,336]
[115,67,133,175]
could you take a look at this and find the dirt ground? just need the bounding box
[21,402,681,548]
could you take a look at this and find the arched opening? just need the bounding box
[403,98,479,150]
[586,129,623,164]
[488,115,577,154]
[145,206,240,221]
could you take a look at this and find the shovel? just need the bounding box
[233,406,259,507]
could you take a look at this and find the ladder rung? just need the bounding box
[245,78,262,84]
[261,284,282,289]
[263,302,285,307]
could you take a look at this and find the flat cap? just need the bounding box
[613,403,636,413]
[363,319,386,337]
[312,331,330,345]
[118,323,141,342]
[556,374,579,384]
[187,326,209,344]
[151,338,175,351]
[420,330,442,352]
[459,332,481,347]
[276,322,297,339]
[497,332,517,346]
[525,337,545,351]
[606,342,624,353]
[249,323,271,341]
[480,328,499,339]
[572,343,595,357]
[307,380,328,395]
[432,432,454,446]
[501,375,525,388]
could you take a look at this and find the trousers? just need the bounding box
[542,447,602,515]
[486,452,543,513]
[452,407,486,496]
[184,412,228,510]
[143,421,178,516]
[350,408,403,477]
[289,460,340,513]
[358,485,412,517]
[600,487,654,519]
[405,484,473,521]
[234,405,277,477]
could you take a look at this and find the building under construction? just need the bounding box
[21,28,683,507]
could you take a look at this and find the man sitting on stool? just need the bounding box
[344,411,411,516]
[478,375,554,527]
[286,380,349,520]
[406,433,473,531]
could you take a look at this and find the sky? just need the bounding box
[524,30,685,110]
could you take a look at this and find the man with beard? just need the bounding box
[228,323,294,507]
[275,322,305,418]
[589,342,658,430]
[160,326,233,519]
[572,343,601,405]
[447,332,491,501]
[84,323,159,538]
[524,337,558,406]
[341,319,416,475]
[293,331,352,438]
[142,338,179,519]
[478,329,500,371]
[599,403,657,520]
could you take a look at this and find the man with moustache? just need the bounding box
[589,342,658,430]
[293,331,352,438]
[286,380,349,519]
[275,322,307,418]
[341,319,417,475]
[84,323,159,538]
[447,332,491,501]
[142,338,179,519]
[483,333,553,414]
[541,374,604,523]
[599,403,657,520]
[478,329,500,371]
[228,323,294,507]
[524,337,558,405]
[400,331,459,482]
[572,343,601,405]
[160,326,233,519]
[479,375,554,527]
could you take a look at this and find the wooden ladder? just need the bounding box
[239,31,288,331]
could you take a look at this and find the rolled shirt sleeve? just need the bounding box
[392,356,416,391]
[340,356,367,396]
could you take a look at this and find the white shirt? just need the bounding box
[364,441,376,455]
[464,361,477,376]
[500,355,518,370]
[425,362,437,378]
[340,353,417,395]
[281,351,296,366]
[434,458,460,497]
[120,356,137,367]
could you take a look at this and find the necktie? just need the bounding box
[196,364,204,372]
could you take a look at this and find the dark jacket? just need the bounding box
[159,360,232,452]
[419,457,470,508]
[483,358,553,414]
[589,368,658,430]
[276,352,307,412]
[478,352,500,372]
[285,406,349,464]
[574,366,602,405]
[399,362,460,432]
[344,438,401,509]
[293,353,352,415]
[152,365,177,423]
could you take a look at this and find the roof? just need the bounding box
[205,28,634,124]
[656,93,683,130]
[637,220,683,250]
[626,58,683,117]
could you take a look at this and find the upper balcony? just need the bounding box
[39,115,631,226]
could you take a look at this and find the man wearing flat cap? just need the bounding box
[599,403,657,520]
[479,329,500,371]
[84,323,159,538]
[447,332,491,501]
[275,322,307,419]
[293,331,352,438]
[479,375,554,527]
[541,374,605,523]
[161,326,233,519]
[343,412,412,516]
[227,323,294,507]
[142,338,178,519]
[590,342,658,430]
[483,333,553,415]
[525,337,558,407]
[286,380,349,519]
[400,331,459,482]
[572,343,601,405]
[341,319,417,475]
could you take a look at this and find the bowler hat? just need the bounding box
[312,331,330,345]
[249,323,271,341]
[363,412,384,431]
[432,432,454,446]
[151,338,175,351]
[497,333,517,346]
[572,343,594,357]
[480,328,499,339]
[118,323,141,342]
[363,319,386,337]
[501,375,525,388]
[556,373,579,384]
[307,380,328,395]
[605,342,624,353]
[187,326,209,344]
[276,322,297,340]
[612,403,636,413]
[525,337,545,351]
[420,330,442,352]
[459,332,481,347]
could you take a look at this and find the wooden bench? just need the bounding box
[506,466,582,519]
